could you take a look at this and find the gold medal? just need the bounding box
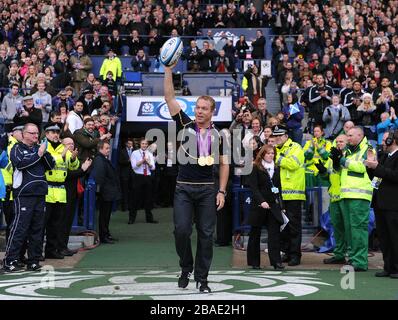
[198,156,207,166]
[206,156,214,166]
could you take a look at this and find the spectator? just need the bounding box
[242,64,268,106]
[251,30,265,59]
[252,98,273,128]
[13,95,42,129]
[213,50,231,73]
[69,45,93,95]
[127,29,145,56]
[1,83,23,132]
[356,93,378,147]
[308,74,333,128]
[65,101,84,134]
[131,49,151,72]
[102,71,117,96]
[107,29,123,56]
[32,82,52,126]
[322,95,351,140]
[198,41,216,72]
[282,95,305,145]
[74,117,111,162]
[376,110,398,146]
[99,48,122,82]
[52,90,75,112]
[375,87,398,120]
[87,31,105,55]
[235,35,249,60]
[183,40,201,72]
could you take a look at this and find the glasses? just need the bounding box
[25,131,39,135]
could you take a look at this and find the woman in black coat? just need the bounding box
[246,145,285,270]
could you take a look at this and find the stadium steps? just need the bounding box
[265,78,281,115]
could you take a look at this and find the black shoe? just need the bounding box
[178,271,191,288]
[26,263,42,271]
[390,273,398,279]
[353,266,367,272]
[273,263,285,270]
[375,271,390,277]
[59,249,74,257]
[45,252,64,259]
[2,260,23,273]
[196,281,211,293]
[281,254,289,263]
[106,235,119,242]
[146,220,159,224]
[323,256,346,264]
[288,258,301,266]
[251,265,261,270]
[100,238,114,244]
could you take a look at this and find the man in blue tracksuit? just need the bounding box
[3,123,55,272]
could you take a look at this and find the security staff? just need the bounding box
[319,134,350,264]
[272,125,305,266]
[365,130,398,278]
[303,125,332,187]
[330,127,373,271]
[43,124,80,259]
[3,123,55,272]
[2,125,23,242]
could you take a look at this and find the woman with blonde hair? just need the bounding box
[349,49,363,72]
[357,92,378,147]
[376,87,397,117]
[22,65,38,95]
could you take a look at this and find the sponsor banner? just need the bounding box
[126,96,232,122]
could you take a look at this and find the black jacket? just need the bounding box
[118,147,132,177]
[251,36,265,59]
[93,153,121,202]
[13,106,43,128]
[246,165,283,227]
[369,150,398,211]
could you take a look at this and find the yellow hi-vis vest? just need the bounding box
[323,158,341,203]
[340,138,373,201]
[275,138,306,201]
[303,137,332,175]
[45,142,80,203]
[1,136,18,187]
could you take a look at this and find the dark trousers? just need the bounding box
[247,212,282,267]
[129,174,154,222]
[161,175,177,207]
[374,208,398,274]
[4,196,46,264]
[120,172,132,211]
[45,202,66,254]
[216,193,232,245]
[62,193,77,250]
[3,189,13,242]
[173,183,216,282]
[99,197,113,240]
[281,200,303,260]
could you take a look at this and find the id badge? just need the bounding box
[271,187,279,194]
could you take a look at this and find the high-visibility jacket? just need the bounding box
[45,142,80,203]
[275,138,306,201]
[340,138,373,201]
[99,57,122,80]
[1,136,18,187]
[321,158,341,203]
[303,137,332,175]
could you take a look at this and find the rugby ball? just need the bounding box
[159,37,183,66]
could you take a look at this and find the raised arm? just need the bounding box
[164,65,181,116]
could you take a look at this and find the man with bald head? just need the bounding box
[329,127,373,271]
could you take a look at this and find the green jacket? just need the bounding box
[99,57,122,80]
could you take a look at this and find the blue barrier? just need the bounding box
[71,177,96,232]
[232,184,252,234]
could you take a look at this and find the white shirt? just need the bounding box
[131,149,155,175]
[388,148,398,157]
[66,111,84,134]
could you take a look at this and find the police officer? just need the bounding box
[272,125,306,266]
[3,123,55,272]
[330,127,373,271]
[43,124,80,259]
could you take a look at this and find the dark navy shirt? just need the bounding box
[172,110,225,183]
